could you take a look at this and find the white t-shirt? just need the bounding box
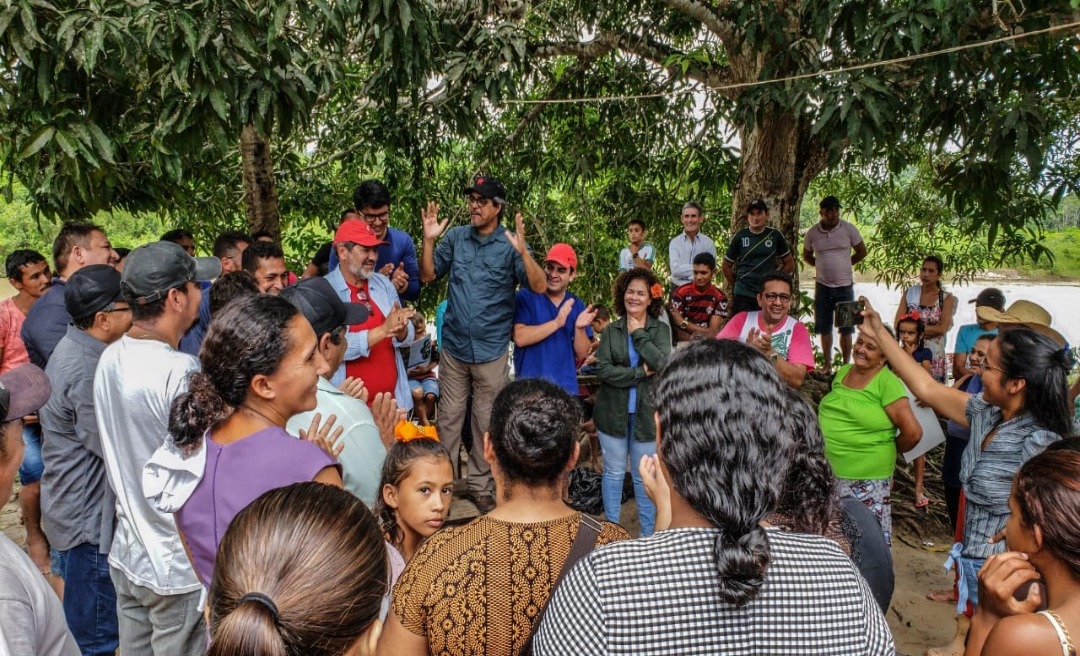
[94,335,201,595]
[0,534,80,655]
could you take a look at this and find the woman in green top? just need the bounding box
[594,268,671,537]
[819,329,922,545]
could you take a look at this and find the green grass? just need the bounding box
[1011,228,1080,280]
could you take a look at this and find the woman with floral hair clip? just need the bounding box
[592,267,672,536]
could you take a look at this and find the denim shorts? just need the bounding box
[814,283,856,335]
[408,377,440,399]
[18,423,44,484]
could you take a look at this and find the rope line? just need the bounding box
[504,20,1080,105]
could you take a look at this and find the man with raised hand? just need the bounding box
[419,174,545,513]
[326,219,415,411]
[513,243,596,395]
[718,271,813,390]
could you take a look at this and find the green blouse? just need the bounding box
[819,364,907,480]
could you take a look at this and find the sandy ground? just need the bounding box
[4,478,959,655]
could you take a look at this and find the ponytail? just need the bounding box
[209,483,386,656]
[169,372,230,454]
[652,340,794,606]
[168,295,298,454]
[207,596,287,656]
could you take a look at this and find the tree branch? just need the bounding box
[658,0,733,42]
[532,30,733,91]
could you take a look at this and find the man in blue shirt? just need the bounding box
[513,243,596,395]
[419,175,546,512]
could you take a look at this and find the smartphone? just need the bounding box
[834,300,865,329]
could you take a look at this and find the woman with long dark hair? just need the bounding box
[534,340,893,655]
[861,297,1070,650]
[146,295,343,588]
[208,482,387,656]
[964,444,1080,655]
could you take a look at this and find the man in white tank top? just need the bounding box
[716,271,814,389]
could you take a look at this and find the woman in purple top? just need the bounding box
[168,295,343,586]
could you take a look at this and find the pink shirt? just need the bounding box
[0,298,30,374]
[803,220,863,287]
[717,311,814,370]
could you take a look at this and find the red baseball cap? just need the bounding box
[334,219,386,247]
[545,243,577,270]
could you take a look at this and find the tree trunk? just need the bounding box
[240,124,281,241]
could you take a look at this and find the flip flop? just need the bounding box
[915,496,930,508]
[927,589,957,603]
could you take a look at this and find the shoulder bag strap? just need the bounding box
[520,514,602,655]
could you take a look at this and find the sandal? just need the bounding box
[915,496,930,509]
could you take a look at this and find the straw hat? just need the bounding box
[977,300,1065,347]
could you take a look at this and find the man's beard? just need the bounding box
[348,263,373,280]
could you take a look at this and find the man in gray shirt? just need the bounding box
[40,265,132,655]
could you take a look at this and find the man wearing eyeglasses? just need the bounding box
[717,271,813,389]
[312,180,421,303]
[419,175,546,513]
[39,265,133,655]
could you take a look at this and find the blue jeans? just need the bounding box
[18,422,44,484]
[54,543,120,656]
[598,414,656,536]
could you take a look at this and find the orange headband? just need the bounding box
[394,420,439,443]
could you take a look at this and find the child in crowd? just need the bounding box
[577,305,609,376]
[897,312,934,509]
[578,306,609,467]
[618,219,656,271]
[376,437,454,565]
[897,313,934,373]
[401,314,439,425]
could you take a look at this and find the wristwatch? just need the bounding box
[679,319,689,330]
[770,352,779,363]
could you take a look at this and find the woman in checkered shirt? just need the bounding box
[533,340,894,655]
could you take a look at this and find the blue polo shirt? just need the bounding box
[21,278,69,368]
[954,323,997,357]
[434,225,527,364]
[513,290,592,395]
[328,226,421,302]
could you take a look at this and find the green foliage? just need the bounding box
[0,181,164,259]
[0,0,434,222]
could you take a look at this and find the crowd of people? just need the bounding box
[0,176,1078,655]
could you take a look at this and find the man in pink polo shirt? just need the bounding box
[717,271,813,389]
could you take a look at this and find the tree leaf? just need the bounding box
[18,126,55,158]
